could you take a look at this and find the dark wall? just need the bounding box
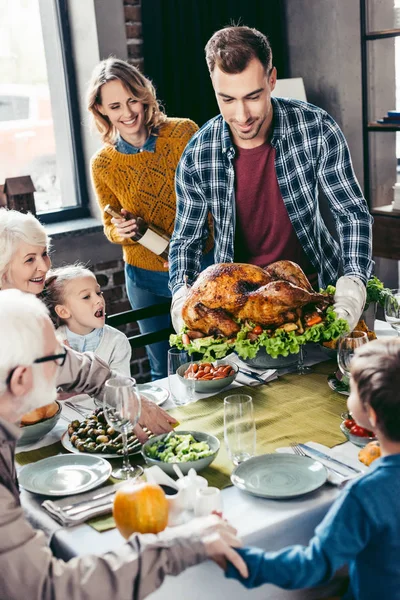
[142,0,288,127]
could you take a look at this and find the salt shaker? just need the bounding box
[194,486,223,517]
[176,468,208,511]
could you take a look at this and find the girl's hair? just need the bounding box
[351,338,400,441]
[87,57,167,145]
[0,209,50,287]
[43,264,94,326]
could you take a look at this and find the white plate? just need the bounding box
[18,454,112,496]
[61,430,142,458]
[231,453,327,499]
[137,383,169,406]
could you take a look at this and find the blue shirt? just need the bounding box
[65,327,103,353]
[169,97,373,294]
[226,454,400,600]
[115,133,157,154]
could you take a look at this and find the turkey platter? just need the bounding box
[171,261,349,361]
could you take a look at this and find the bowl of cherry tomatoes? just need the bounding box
[340,412,377,447]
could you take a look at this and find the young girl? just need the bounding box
[226,337,400,599]
[44,265,131,376]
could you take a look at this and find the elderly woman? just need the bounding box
[87,58,213,380]
[0,208,176,440]
[0,208,50,293]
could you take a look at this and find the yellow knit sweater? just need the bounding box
[91,118,210,271]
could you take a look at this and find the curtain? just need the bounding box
[142,0,288,127]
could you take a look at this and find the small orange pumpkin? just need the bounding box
[358,441,381,467]
[113,482,169,539]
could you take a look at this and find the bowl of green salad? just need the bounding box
[142,430,220,476]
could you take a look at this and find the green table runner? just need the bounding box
[169,360,348,489]
[16,360,347,533]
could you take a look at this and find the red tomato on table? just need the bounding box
[343,419,354,430]
[350,424,374,437]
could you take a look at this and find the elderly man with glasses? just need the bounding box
[0,289,247,599]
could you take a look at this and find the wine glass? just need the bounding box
[296,344,310,375]
[224,394,256,466]
[384,289,400,336]
[337,331,368,383]
[103,377,144,480]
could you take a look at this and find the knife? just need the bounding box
[238,368,269,385]
[299,444,362,474]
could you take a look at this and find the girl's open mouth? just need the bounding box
[94,308,105,318]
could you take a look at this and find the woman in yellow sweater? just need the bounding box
[87,58,213,380]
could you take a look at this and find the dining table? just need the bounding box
[16,320,394,600]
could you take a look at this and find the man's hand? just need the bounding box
[111,208,138,239]
[133,395,178,443]
[171,286,189,333]
[333,276,366,331]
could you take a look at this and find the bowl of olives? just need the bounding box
[62,407,143,458]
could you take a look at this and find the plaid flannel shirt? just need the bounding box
[169,97,373,295]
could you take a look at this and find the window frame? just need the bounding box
[37,0,89,224]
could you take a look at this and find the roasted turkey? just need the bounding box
[182,261,329,337]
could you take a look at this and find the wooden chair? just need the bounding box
[106,300,173,349]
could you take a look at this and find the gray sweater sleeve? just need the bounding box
[0,484,207,600]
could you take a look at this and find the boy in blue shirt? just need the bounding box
[226,338,400,599]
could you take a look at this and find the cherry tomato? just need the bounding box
[252,325,263,335]
[343,419,354,430]
[350,424,373,437]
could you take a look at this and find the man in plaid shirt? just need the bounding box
[169,26,373,333]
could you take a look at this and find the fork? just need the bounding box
[290,442,348,479]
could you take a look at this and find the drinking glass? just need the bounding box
[224,394,256,466]
[103,377,144,480]
[296,345,311,375]
[168,348,195,406]
[384,289,400,335]
[337,331,368,381]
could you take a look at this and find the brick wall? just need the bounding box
[123,0,144,70]
[93,258,151,382]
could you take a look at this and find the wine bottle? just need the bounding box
[104,204,170,261]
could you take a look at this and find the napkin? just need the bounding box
[275,441,365,486]
[42,482,127,526]
[227,354,278,386]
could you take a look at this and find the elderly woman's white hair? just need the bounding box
[0,289,49,394]
[0,209,50,286]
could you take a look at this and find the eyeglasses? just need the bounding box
[5,348,67,386]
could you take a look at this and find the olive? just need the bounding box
[107,426,115,436]
[77,428,88,438]
[71,420,81,429]
[97,412,106,424]
[70,434,78,444]
[87,428,96,439]
[96,435,109,444]
[94,428,105,436]
[84,442,96,453]
[75,440,85,451]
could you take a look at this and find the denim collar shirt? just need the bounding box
[115,133,157,155]
[169,97,373,295]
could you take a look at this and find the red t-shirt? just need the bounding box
[233,142,317,286]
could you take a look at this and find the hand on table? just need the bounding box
[133,396,178,444]
[111,208,138,239]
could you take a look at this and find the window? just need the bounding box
[0,0,88,222]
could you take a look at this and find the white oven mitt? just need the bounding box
[333,276,366,331]
[171,286,189,333]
